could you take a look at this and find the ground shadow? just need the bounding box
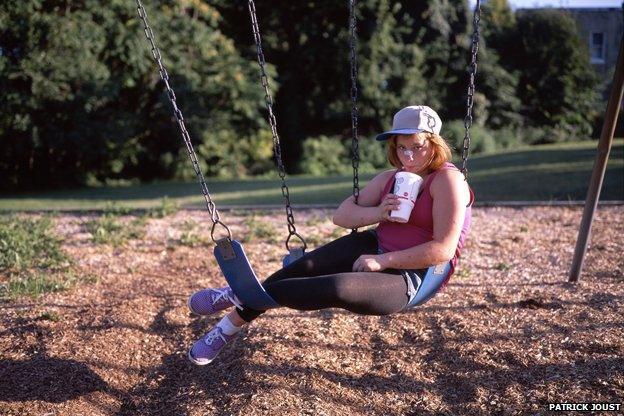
[0,357,111,403]
[118,321,623,415]
[4,286,622,414]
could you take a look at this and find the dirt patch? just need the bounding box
[1,207,623,415]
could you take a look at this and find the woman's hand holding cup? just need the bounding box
[378,194,401,222]
[389,172,423,223]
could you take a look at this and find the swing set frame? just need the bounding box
[134,0,484,309]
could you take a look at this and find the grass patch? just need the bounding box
[85,196,177,246]
[0,216,68,271]
[4,271,96,299]
[330,228,349,240]
[177,220,209,247]
[144,196,179,218]
[0,216,94,299]
[37,311,62,322]
[242,216,279,244]
[495,262,512,271]
[465,141,623,201]
[85,214,147,246]
[454,267,471,280]
[102,202,133,216]
[0,140,622,211]
[305,214,331,227]
[303,232,325,247]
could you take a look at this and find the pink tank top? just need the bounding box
[375,162,474,276]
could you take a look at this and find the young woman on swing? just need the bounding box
[187,105,474,365]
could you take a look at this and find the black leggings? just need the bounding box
[236,231,410,322]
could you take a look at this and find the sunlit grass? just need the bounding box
[0,140,622,211]
[0,215,95,299]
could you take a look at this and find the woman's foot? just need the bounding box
[188,326,238,365]
[187,287,240,316]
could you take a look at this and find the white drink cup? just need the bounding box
[390,171,423,223]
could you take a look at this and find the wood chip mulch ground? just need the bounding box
[1,206,623,416]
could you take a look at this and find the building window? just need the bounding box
[590,32,605,64]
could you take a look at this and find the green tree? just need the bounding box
[498,9,599,141]
[482,0,516,48]
[300,135,351,176]
[357,0,427,132]
[400,0,521,130]
[401,0,471,118]
[213,1,355,172]
[477,0,523,128]
[0,0,270,191]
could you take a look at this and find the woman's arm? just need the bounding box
[374,169,471,270]
[333,170,398,229]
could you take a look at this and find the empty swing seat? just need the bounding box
[214,239,279,310]
[282,247,305,268]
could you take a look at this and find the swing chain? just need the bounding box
[135,0,232,242]
[247,0,306,252]
[349,0,360,204]
[461,0,481,179]
[211,220,233,244]
[348,0,361,234]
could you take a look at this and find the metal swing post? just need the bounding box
[569,36,624,283]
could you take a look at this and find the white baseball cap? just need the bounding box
[375,105,442,141]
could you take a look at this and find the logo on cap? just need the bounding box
[423,112,436,131]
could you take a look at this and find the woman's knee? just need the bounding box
[327,274,359,302]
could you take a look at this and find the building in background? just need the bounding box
[567,5,623,83]
[563,3,623,130]
[520,3,622,99]
[566,5,622,137]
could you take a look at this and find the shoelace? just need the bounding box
[211,288,243,309]
[211,288,231,305]
[203,328,227,346]
[228,292,243,309]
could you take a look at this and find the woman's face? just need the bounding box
[395,133,432,172]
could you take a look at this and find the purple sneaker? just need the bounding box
[187,287,241,316]
[188,326,237,365]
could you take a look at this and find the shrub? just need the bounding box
[240,130,275,176]
[176,128,276,180]
[301,135,390,175]
[443,120,498,155]
[521,126,553,145]
[494,126,527,150]
[299,136,351,176]
[356,137,390,173]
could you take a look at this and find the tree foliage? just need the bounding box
[0,0,601,190]
[487,5,599,141]
[0,0,268,190]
